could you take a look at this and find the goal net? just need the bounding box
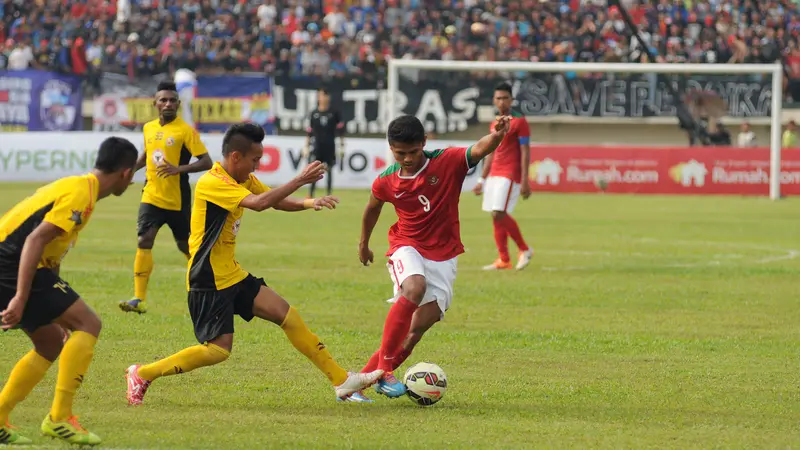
[386,60,784,200]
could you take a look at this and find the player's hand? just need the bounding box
[313,195,339,210]
[492,115,511,139]
[61,326,71,344]
[472,183,483,196]
[358,245,374,266]
[521,182,532,199]
[156,161,182,178]
[1,295,25,330]
[296,161,327,185]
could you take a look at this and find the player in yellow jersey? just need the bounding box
[120,81,213,315]
[0,137,138,446]
[125,123,383,405]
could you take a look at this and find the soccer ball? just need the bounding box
[403,362,447,406]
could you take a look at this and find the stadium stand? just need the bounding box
[1,0,799,98]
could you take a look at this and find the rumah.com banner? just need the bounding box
[0,132,481,190]
[529,146,800,196]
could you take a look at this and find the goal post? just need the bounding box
[387,59,784,200]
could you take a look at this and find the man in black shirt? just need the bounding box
[304,88,344,197]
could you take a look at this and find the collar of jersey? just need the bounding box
[397,158,430,180]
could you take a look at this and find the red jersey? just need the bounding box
[489,112,530,183]
[372,147,473,262]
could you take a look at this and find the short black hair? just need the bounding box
[94,137,138,173]
[222,122,265,156]
[156,81,177,93]
[318,87,329,95]
[495,83,513,95]
[387,115,425,145]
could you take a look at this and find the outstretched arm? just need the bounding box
[240,161,326,212]
[274,195,339,212]
[467,116,511,167]
[358,194,385,266]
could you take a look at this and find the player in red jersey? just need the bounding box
[351,114,511,402]
[472,83,534,271]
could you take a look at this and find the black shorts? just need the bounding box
[187,274,266,344]
[0,268,80,332]
[137,202,190,241]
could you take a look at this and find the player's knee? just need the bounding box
[176,240,190,255]
[208,335,233,354]
[28,326,65,362]
[137,233,155,249]
[81,312,102,337]
[205,343,231,364]
[400,275,426,304]
[35,341,63,362]
[71,309,102,337]
[491,211,506,220]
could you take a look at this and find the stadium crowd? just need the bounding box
[1,0,800,97]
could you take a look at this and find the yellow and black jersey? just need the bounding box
[0,174,99,275]
[187,163,269,291]
[141,117,209,211]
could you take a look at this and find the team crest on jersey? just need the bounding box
[232,219,241,236]
[166,137,175,146]
[152,149,165,164]
[69,210,83,225]
[428,175,439,186]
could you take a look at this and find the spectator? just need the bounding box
[783,120,798,148]
[737,122,757,147]
[0,0,798,104]
[5,40,32,70]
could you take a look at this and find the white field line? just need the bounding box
[62,239,800,274]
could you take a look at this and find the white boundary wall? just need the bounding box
[0,132,482,191]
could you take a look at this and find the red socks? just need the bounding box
[377,296,417,372]
[500,214,529,252]
[494,214,529,262]
[362,350,380,373]
[493,217,510,263]
[363,347,413,373]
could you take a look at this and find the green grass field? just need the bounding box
[1,183,800,449]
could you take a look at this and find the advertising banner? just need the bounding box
[0,70,83,132]
[0,133,480,190]
[273,76,480,135]
[529,146,800,195]
[481,74,773,118]
[93,73,274,134]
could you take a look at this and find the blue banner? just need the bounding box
[0,70,83,132]
[194,74,274,134]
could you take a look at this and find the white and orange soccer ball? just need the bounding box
[404,362,447,406]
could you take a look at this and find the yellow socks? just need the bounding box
[280,307,348,386]
[137,343,229,381]
[133,248,153,301]
[50,331,96,422]
[0,350,52,424]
